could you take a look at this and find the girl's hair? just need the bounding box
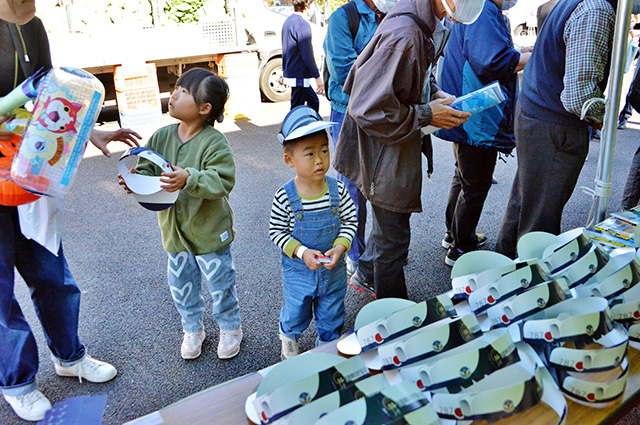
[176,68,229,125]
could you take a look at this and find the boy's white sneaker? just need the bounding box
[280,334,299,361]
[218,327,243,359]
[181,330,206,360]
[54,354,117,383]
[3,389,52,422]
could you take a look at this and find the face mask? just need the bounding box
[372,0,400,14]
[440,0,484,24]
[501,0,518,10]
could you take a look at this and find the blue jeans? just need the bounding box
[167,245,241,333]
[0,206,85,396]
[279,177,347,344]
[330,108,367,263]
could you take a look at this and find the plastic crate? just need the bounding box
[114,63,158,92]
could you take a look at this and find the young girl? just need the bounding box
[119,68,242,360]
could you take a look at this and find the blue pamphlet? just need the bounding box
[38,395,107,425]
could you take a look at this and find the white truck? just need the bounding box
[38,0,327,111]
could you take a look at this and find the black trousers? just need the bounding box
[495,105,589,258]
[622,144,640,210]
[290,86,319,113]
[358,203,411,299]
[445,142,497,251]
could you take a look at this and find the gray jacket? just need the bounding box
[333,0,440,213]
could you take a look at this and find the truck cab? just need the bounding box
[242,0,327,102]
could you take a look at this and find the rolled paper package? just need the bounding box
[0,73,40,116]
[10,67,105,197]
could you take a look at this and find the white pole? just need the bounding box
[594,0,634,222]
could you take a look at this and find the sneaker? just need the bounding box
[218,327,242,359]
[54,354,117,383]
[181,330,206,360]
[441,232,487,250]
[618,120,627,130]
[445,247,466,267]
[280,334,299,360]
[3,389,52,422]
[346,257,357,280]
[592,129,601,140]
[492,177,498,185]
[349,270,376,299]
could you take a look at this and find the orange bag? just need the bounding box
[0,134,40,206]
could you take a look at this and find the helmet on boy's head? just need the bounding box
[277,105,336,145]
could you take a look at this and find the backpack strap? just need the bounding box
[386,11,433,39]
[343,0,361,40]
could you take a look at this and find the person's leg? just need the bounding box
[369,204,411,299]
[196,246,241,331]
[313,262,347,344]
[450,143,497,251]
[290,87,306,110]
[445,145,462,235]
[306,87,320,113]
[495,172,522,258]
[167,252,206,333]
[0,206,39,397]
[619,62,640,125]
[279,259,315,341]
[331,108,366,265]
[622,144,640,210]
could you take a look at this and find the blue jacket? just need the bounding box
[282,13,320,81]
[437,0,519,153]
[323,0,379,114]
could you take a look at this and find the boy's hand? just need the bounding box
[90,128,141,158]
[117,167,135,194]
[322,245,346,270]
[302,248,323,270]
[160,166,189,192]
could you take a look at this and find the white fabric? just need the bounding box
[18,196,65,256]
[439,0,484,24]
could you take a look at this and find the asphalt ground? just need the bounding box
[3,95,640,424]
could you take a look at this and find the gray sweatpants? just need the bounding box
[495,105,590,258]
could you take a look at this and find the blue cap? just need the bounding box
[277,105,336,145]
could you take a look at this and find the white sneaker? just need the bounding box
[54,354,117,383]
[181,330,206,360]
[218,327,242,359]
[3,389,52,422]
[280,334,299,361]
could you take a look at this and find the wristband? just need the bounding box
[296,246,308,260]
[355,294,456,352]
[468,262,549,314]
[376,315,482,370]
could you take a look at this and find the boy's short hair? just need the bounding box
[278,105,336,149]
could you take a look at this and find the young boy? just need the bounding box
[269,106,357,359]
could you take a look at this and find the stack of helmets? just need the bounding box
[334,295,567,423]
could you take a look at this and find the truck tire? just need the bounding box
[260,58,290,103]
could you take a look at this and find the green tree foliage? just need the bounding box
[316,0,348,14]
[163,0,211,23]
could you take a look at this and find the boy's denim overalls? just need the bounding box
[279,176,347,344]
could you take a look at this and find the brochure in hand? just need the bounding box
[422,81,506,135]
